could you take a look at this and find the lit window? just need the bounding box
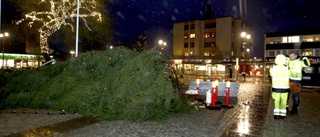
[288,36,300,43]
[190,33,195,38]
[231,51,234,56]
[269,38,275,44]
[315,35,320,41]
[302,50,313,56]
[204,42,215,47]
[204,32,215,38]
[184,34,188,39]
[210,32,215,38]
[204,33,210,38]
[303,35,313,42]
[276,37,282,43]
[204,52,210,56]
[282,37,287,43]
[184,51,189,56]
[266,39,271,44]
[266,38,276,44]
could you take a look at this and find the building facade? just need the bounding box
[265,30,320,63]
[172,16,252,77]
[0,53,47,69]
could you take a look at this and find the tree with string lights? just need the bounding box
[9,0,113,59]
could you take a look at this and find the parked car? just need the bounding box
[302,63,320,87]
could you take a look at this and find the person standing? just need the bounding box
[229,66,233,78]
[287,51,310,115]
[270,54,291,119]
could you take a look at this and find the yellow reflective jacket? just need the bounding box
[287,57,310,81]
[270,54,291,92]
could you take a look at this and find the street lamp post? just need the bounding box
[245,48,250,81]
[1,32,9,69]
[240,32,250,82]
[75,0,80,57]
[158,39,166,54]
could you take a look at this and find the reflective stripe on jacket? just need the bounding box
[288,58,310,81]
[270,64,290,91]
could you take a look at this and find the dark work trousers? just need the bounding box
[288,81,301,107]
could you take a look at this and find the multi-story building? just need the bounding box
[172,16,252,77]
[265,30,320,63]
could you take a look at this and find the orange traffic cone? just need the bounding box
[221,78,234,108]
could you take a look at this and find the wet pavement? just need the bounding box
[1,82,320,137]
[0,109,81,136]
[263,88,320,137]
[221,86,269,137]
[6,116,99,137]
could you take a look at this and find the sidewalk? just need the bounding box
[263,87,320,137]
[55,83,270,137]
[1,83,320,136]
[0,83,269,137]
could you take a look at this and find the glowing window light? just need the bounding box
[190,33,195,38]
[288,36,300,43]
[2,53,53,59]
[16,0,102,54]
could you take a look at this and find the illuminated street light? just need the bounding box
[1,32,9,69]
[70,50,75,58]
[158,39,163,45]
[246,34,251,40]
[158,39,166,54]
[240,32,251,82]
[240,32,247,38]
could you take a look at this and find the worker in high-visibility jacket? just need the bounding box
[270,54,291,119]
[287,51,310,115]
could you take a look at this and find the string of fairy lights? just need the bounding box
[16,0,102,54]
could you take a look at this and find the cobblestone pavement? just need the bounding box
[57,83,271,137]
[2,83,320,137]
[263,87,320,137]
[0,109,81,136]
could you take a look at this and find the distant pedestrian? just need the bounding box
[229,67,233,78]
[286,51,310,115]
[269,54,291,119]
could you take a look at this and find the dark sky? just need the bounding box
[3,0,320,58]
[109,0,320,58]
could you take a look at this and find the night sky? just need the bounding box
[110,0,320,58]
[3,0,320,58]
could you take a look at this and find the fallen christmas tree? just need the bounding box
[0,47,190,121]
